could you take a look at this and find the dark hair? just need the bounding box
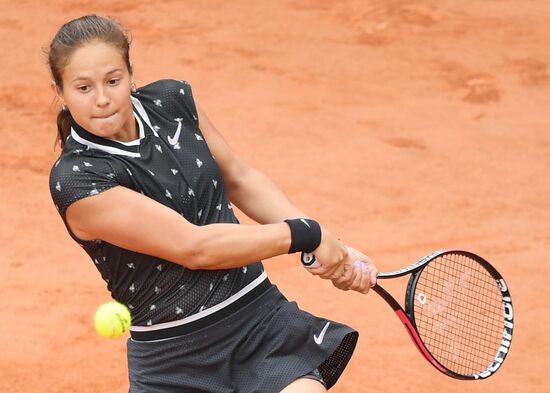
[47,14,132,148]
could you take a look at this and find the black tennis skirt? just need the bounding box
[127,280,358,392]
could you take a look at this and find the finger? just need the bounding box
[332,279,350,291]
[353,261,374,293]
[329,261,346,280]
[362,261,378,287]
[360,267,372,294]
[361,268,373,294]
[319,258,344,279]
[353,260,365,269]
[368,267,377,287]
[315,266,336,279]
[354,256,376,285]
[335,264,357,288]
[350,263,364,291]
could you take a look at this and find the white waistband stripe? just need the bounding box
[130,271,268,332]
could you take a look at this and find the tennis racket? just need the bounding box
[302,249,514,380]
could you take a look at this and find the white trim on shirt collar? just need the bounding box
[69,111,144,158]
[131,96,159,137]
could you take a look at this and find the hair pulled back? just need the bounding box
[47,14,132,148]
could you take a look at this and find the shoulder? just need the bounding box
[49,142,116,188]
[51,137,112,171]
[135,79,194,102]
[49,144,119,217]
[134,79,198,124]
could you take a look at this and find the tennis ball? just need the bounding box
[94,301,132,338]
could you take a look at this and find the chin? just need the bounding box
[93,119,121,135]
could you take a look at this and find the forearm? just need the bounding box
[226,167,308,224]
[67,186,296,271]
[183,222,291,269]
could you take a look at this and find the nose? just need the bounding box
[95,86,110,107]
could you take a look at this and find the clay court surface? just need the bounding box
[1,0,549,392]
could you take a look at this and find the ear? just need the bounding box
[130,74,137,93]
[51,80,64,102]
[128,60,137,92]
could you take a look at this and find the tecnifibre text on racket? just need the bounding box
[301,249,513,380]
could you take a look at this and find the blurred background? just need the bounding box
[1,1,548,392]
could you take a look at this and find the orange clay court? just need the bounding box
[1,1,549,392]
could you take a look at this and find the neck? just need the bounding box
[107,115,138,142]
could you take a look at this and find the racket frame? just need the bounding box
[375,249,514,380]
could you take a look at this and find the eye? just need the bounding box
[107,78,121,86]
[78,85,90,92]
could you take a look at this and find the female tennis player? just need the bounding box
[47,14,377,393]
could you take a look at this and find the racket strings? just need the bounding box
[424,256,502,372]
[418,256,503,373]
[413,253,505,376]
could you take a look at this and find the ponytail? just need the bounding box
[56,108,72,148]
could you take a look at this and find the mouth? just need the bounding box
[93,112,116,119]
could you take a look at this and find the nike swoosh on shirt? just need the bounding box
[313,322,330,345]
[168,121,182,145]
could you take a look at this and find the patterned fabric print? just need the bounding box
[49,79,263,326]
[127,287,358,392]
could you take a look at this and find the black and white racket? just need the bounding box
[302,249,514,380]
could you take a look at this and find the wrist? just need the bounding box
[284,218,322,254]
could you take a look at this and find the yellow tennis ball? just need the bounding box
[94,301,131,338]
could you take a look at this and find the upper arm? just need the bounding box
[195,103,251,189]
[66,186,199,266]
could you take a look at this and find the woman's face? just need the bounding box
[58,40,135,141]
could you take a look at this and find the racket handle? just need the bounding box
[300,252,319,268]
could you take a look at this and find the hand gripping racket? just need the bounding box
[302,249,514,380]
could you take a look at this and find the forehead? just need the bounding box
[63,41,127,79]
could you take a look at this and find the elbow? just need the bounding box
[224,176,244,199]
[180,252,210,270]
[162,219,235,269]
[224,165,253,197]
[172,237,213,270]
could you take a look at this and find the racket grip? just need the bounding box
[300,252,319,268]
